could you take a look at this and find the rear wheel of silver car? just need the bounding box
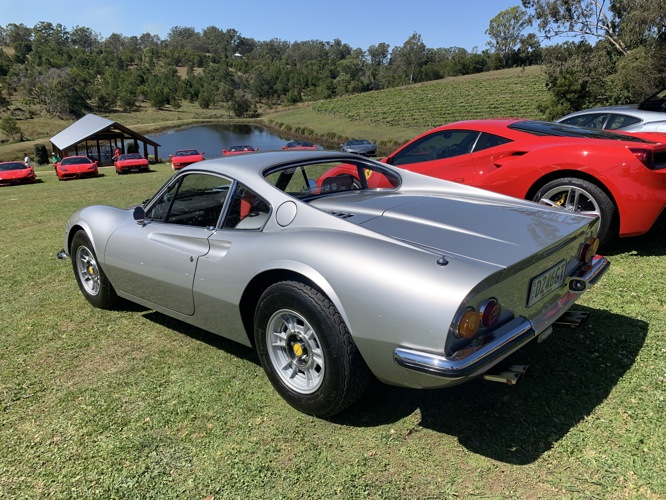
[254,281,370,417]
[71,230,119,310]
[534,177,616,245]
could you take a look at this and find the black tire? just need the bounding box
[254,281,371,417]
[70,230,120,310]
[533,177,617,245]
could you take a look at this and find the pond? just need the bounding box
[148,123,325,160]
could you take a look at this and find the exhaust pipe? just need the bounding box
[567,277,588,293]
[482,364,529,385]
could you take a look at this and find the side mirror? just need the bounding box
[383,156,393,165]
[133,205,146,225]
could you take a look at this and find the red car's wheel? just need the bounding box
[534,177,616,245]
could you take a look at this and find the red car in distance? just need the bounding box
[282,141,319,151]
[114,153,150,174]
[0,161,37,186]
[169,149,205,170]
[55,156,99,181]
[382,119,666,244]
[222,145,259,156]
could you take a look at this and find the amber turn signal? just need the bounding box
[457,309,480,339]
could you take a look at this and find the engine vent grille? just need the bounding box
[328,210,354,219]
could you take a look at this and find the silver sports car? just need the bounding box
[557,86,666,133]
[340,139,377,156]
[58,151,609,417]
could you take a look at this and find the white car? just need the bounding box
[557,87,666,133]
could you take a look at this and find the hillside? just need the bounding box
[265,66,548,152]
[0,66,549,160]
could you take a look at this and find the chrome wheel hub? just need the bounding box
[266,309,324,394]
[75,246,100,296]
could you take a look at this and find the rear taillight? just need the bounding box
[480,298,501,328]
[629,147,655,168]
[580,237,600,264]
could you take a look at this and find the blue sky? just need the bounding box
[1,0,525,52]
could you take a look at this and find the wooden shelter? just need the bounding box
[50,114,160,166]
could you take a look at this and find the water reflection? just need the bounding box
[148,123,316,160]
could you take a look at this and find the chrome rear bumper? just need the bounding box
[394,255,610,381]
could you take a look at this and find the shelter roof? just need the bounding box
[50,113,160,150]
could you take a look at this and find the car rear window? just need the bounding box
[509,120,651,142]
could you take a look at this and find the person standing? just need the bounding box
[51,152,61,165]
[23,153,30,167]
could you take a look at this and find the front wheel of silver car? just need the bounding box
[70,230,119,310]
[534,177,616,245]
[254,281,370,417]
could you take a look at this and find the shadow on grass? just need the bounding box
[139,304,646,465]
[142,310,260,365]
[335,306,647,465]
[602,223,666,257]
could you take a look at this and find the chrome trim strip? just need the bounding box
[394,318,535,379]
[394,255,610,380]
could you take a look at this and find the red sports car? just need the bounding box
[222,145,258,155]
[169,149,205,170]
[382,119,666,244]
[282,141,319,151]
[0,161,37,186]
[114,153,150,174]
[55,156,99,181]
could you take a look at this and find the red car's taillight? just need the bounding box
[629,147,655,169]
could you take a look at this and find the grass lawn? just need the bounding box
[0,162,664,499]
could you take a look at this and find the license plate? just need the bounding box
[527,260,566,307]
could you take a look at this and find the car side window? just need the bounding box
[391,130,478,165]
[146,173,231,228]
[222,183,270,230]
[560,113,608,129]
[605,114,642,130]
[472,132,512,152]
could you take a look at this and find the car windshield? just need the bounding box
[62,157,92,165]
[510,120,651,143]
[177,150,199,156]
[263,158,400,199]
[348,140,369,145]
[0,162,27,171]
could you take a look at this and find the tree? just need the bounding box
[521,0,628,54]
[524,0,666,104]
[390,32,426,84]
[486,6,531,67]
[5,23,32,63]
[0,116,23,141]
[33,143,48,165]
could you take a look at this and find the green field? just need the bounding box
[0,159,664,499]
[1,67,665,498]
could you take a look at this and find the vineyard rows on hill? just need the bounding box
[312,69,549,129]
